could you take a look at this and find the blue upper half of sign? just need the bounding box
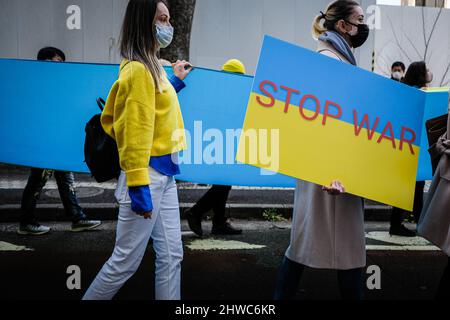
[252,36,426,143]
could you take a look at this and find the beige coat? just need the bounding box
[418,113,450,256]
[285,40,366,270]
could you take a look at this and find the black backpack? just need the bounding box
[84,98,121,182]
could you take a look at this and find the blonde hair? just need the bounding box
[312,0,360,39]
[159,58,172,67]
[119,0,169,93]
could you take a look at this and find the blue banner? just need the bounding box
[0,58,447,187]
[417,89,449,181]
[0,58,295,187]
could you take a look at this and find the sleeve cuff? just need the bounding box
[129,185,153,213]
[169,75,186,93]
[125,168,150,187]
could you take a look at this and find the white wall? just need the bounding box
[0,0,379,74]
[0,0,127,63]
[190,0,377,74]
[374,5,450,86]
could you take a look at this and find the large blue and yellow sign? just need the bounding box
[237,36,432,211]
[0,50,447,198]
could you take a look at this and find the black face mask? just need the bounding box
[345,21,370,48]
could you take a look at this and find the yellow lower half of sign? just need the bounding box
[236,93,420,211]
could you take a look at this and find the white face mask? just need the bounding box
[155,24,174,49]
[392,71,403,81]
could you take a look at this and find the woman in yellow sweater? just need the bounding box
[83,0,192,300]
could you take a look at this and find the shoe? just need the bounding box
[185,209,203,237]
[17,223,50,236]
[211,222,242,235]
[389,224,416,237]
[71,219,102,232]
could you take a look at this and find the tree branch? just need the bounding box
[439,63,450,87]
[404,33,422,60]
[424,7,444,62]
[386,14,412,63]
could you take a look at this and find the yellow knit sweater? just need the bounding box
[101,60,186,187]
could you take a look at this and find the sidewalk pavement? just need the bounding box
[0,164,413,223]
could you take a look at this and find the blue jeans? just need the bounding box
[20,168,86,225]
[274,256,364,300]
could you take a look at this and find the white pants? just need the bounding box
[82,167,183,300]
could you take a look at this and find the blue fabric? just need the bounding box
[150,154,181,177]
[129,185,153,213]
[169,75,186,93]
[318,31,357,65]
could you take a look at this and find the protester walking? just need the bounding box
[185,59,246,237]
[417,92,450,300]
[18,47,101,236]
[274,0,370,300]
[83,0,192,300]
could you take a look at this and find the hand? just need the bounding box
[322,180,345,196]
[172,60,193,81]
[137,211,152,219]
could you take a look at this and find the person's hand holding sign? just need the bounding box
[322,180,346,196]
[172,60,193,80]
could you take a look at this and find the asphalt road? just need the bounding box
[0,220,447,301]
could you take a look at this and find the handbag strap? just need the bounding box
[96,98,106,112]
[96,61,131,112]
[96,61,132,112]
[120,61,131,72]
